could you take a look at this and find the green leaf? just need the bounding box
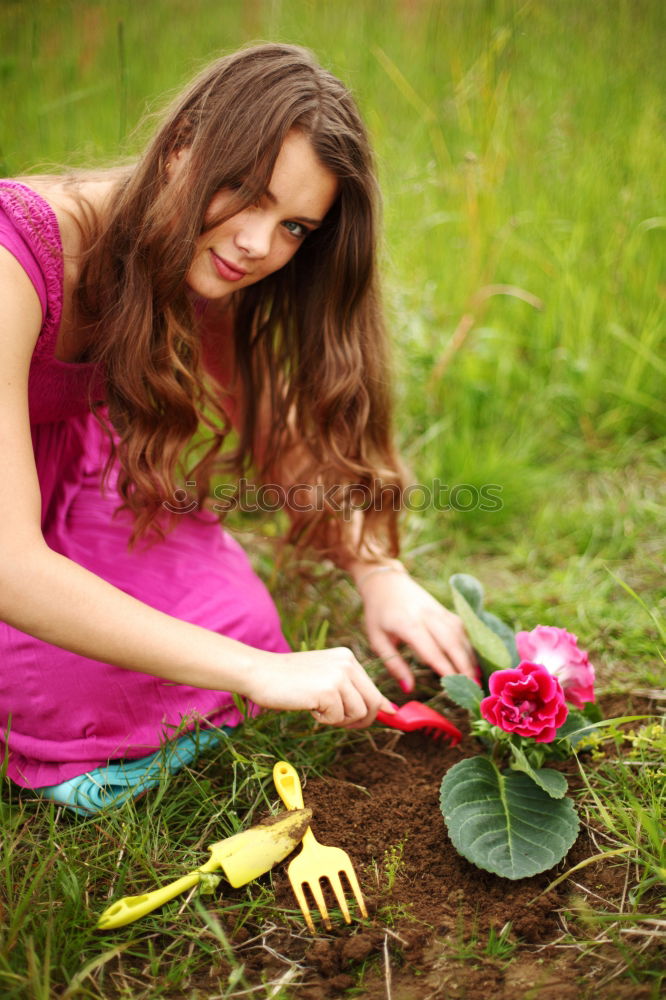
[555,711,597,747]
[449,573,485,613]
[582,701,603,723]
[509,744,568,799]
[449,579,511,676]
[442,675,483,713]
[448,575,519,675]
[556,711,586,736]
[532,768,568,798]
[480,611,520,668]
[440,757,579,879]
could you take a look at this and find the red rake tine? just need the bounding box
[376,701,463,745]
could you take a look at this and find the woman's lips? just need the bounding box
[211,251,247,281]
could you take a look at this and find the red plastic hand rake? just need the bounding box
[376,701,463,745]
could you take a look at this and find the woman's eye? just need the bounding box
[282,220,309,239]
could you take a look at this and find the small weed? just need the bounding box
[483,921,516,961]
[448,916,516,966]
[376,901,415,930]
[383,837,408,892]
[626,720,666,768]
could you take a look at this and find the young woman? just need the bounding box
[0,43,475,810]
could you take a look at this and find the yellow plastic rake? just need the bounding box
[273,760,367,933]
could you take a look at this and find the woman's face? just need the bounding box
[182,131,338,305]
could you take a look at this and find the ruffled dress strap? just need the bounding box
[0,180,105,423]
[0,179,63,358]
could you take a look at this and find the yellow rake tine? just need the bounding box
[306,877,332,930]
[326,871,352,924]
[341,865,368,919]
[289,878,316,934]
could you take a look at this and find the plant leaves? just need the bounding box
[449,576,512,677]
[564,715,648,747]
[556,711,586,736]
[440,757,579,879]
[555,711,596,747]
[442,675,483,713]
[582,701,603,723]
[480,610,520,669]
[449,573,485,613]
[531,768,569,799]
[509,744,568,799]
[449,575,519,670]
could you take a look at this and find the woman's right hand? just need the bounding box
[244,647,395,729]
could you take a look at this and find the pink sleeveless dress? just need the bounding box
[0,181,290,790]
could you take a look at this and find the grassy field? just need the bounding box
[1,0,664,997]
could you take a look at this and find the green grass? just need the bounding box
[0,715,348,999]
[576,719,666,911]
[538,718,666,995]
[1,0,665,996]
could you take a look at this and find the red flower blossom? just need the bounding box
[480,661,568,743]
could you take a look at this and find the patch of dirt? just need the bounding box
[200,693,663,999]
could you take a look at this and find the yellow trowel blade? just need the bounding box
[215,807,312,887]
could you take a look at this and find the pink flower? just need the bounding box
[480,662,568,743]
[515,626,595,709]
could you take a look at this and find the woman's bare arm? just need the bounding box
[0,252,393,725]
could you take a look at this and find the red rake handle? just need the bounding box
[376,701,463,745]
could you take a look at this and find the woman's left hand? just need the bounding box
[356,567,478,692]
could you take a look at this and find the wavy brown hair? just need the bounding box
[77,42,405,561]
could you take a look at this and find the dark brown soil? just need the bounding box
[193,693,663,999]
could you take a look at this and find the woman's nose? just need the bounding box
[234,215,271,259]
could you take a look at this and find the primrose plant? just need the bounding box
[439,574,601,880]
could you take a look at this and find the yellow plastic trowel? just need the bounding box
[97,808,311,929]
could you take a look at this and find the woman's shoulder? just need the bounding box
[8,173,117,259]
[0,174,115,369]
[0,179,65,329]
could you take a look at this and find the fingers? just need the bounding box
[400,620,478,680]
[353,666,396,718]
[370,609,457,681]
[310,688,357,727]
[396,624,459,679]
[367,628,415,693]
[309,647,392,727]
[369,613,477,683]
[360,572,479,682]
[426,615,478,679]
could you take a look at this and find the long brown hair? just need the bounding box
[77,42,405,560]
